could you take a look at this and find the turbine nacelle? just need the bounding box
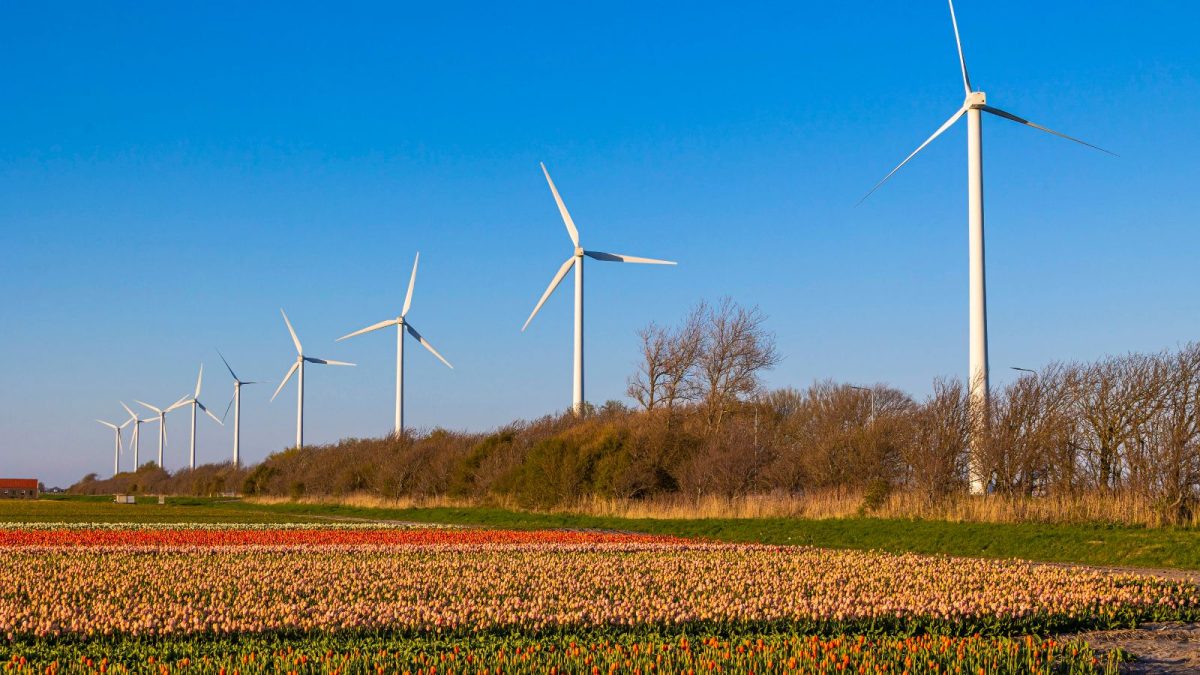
[964,91,986,108]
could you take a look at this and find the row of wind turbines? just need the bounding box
[97,161,675,475]
[96,1,1111,493]
[96,356,252,476]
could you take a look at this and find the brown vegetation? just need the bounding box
[72,300,1200,527]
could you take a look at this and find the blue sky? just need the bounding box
[1,1,1197,486]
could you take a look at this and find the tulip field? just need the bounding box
[1,522,1197,673]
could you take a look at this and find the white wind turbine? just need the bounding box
[271,309,355,449]
[861,0,1111,493]
[95,417,130,477]
[136,395,190,468]
[120,401,147,470]
[217,350,259,468]
[337,252,453,436]
[523,163,677,414]
[179,365,224,470]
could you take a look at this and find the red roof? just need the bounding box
[0,479,38,490]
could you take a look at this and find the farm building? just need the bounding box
[0,478,39,499]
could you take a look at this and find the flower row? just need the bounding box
[1,540,1194,638]
[0,634,1120,675]
[0,527,686,548]
[0,522,446,531]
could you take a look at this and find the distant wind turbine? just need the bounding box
[270,309,355,449]
[95,417,130,477]
[337,252,453,436]
[217,350,259,468]
[136,396,190,468]
[120,401,146,470]
[860,0,1111,493]
[178,365,223,470]
[523,163,677,414]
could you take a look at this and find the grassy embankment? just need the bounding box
[4,495,1197,570]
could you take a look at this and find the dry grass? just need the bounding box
[558,491,864,521]
[249,490,1195,528]
[560,490,1197,528]
[246,494,480,511]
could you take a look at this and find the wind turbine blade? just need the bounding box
[121,401,137,421]
[336,318,397,342]
[860,106,966,204]
[405,323,453,369]
[135,400,163,415]
[948,0,972,95]
[402,252,419,318]
[166,399,190,412]
[980,105,1116,155]
[540,162,580,248]
[280,308,303,355]
[305,357,355,366]
[217,349,239,382]
[96,420,118,430]
[522,255,576,332]
[222,396,234,422]
[194,364,204,398]
[584,251,677,265]
[120,418,132,430]
[271,362,299,402]
[197,400,224,426]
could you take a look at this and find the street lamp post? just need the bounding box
[850,386,875,421]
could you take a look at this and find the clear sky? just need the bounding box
[2,2,1197,487]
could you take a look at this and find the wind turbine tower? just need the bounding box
[522,163,677,414]
[271,309,355,449]
[96,417,130,477]
[136,396,189,468]
[337,252,453,436]
[217,350,259,468]
[179,365,223,470]
[120,402,145,469]
[860,0,1111,493]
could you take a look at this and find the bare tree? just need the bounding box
[695,298,781,429]
[1071,354,1162,490]
[628,306,705,411]
[1137,345,1200,522]
[902,378,970,499]
[980,364,1074,496]
[628,322,671,411]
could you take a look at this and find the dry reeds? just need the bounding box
[555,490,1196,528]
[244,489,1198,528]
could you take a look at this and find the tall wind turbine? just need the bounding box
[337,252,453,436]
[136,396,189,468]
[217,350,259,468]
[120,402,146,470]
[523,163,677,414]
[179,365,223,470]
[95,417,130,477]
[270,309,355,449]
[860,0,1111,493]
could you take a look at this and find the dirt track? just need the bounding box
[1071,623,1200,674]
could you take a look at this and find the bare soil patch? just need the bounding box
[1073,623,1200,674]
